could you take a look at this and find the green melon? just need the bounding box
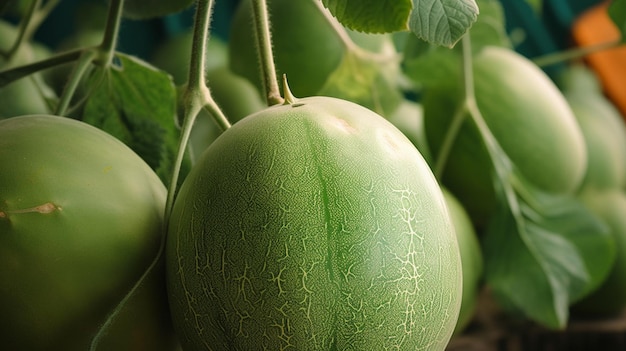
[0,115,177,350]
[166,95,462,350]
[572,188,626,317]
[442,189,483,335]
[562,64,626,190]
[425,46,587,227]
[0,20,51,118]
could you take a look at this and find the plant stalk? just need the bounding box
[55,0,124,116]
[184,0,230,130]
[314,0,357,52]
[533,39,623,67]
[54,49,97,116]
[0,48,83,87]
[313,0,394,63]
[460,36,521,222]
[0,0,59,39]
[433,102,466,180]
[186,0,211,91]
[90,0,225,349]
[251,0,283,105]
[4,0,40,59]
[165,0,229,221]
[98,0,125,66]
[24,0,61,45]
[433,35,476,179]
[185,0,230,131]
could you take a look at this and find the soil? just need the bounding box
[447,288,626,351]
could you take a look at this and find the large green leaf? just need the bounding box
[608,0,626,41]
[82,53,183,186]
[483,173,614,329]
[321,0,413,33]
[408,0,479,47]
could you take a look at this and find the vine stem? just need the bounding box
[90,0,226,349]
[1,0,61,59]
[313,0,358,52]
[97,0,124,67]
[55,0,124,116]
[533,39,623,67]
[165,0,229,222]
[313,0,397,63]
[0,0,61,109]
[463,37,559,324]
[31,0,61,30]
[251,0,283,105]
[433,34,476,180]
[459,36,522,226]
[187,0,230,131]
[0,48,83,88]
[3,0,40,60]
[54,49,97,116]
[433,100,467,180]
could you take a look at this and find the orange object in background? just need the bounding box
[572,1,626,119]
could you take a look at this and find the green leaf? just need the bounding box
[514,177,616,303]
[82,53,183,186]
[484,173,614,329]
[467,0,511,51]
[318,49,404,117]
[408,0,479,48]
[608,0,626,41]
[402,43,460,89]
[321,0,412,33]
